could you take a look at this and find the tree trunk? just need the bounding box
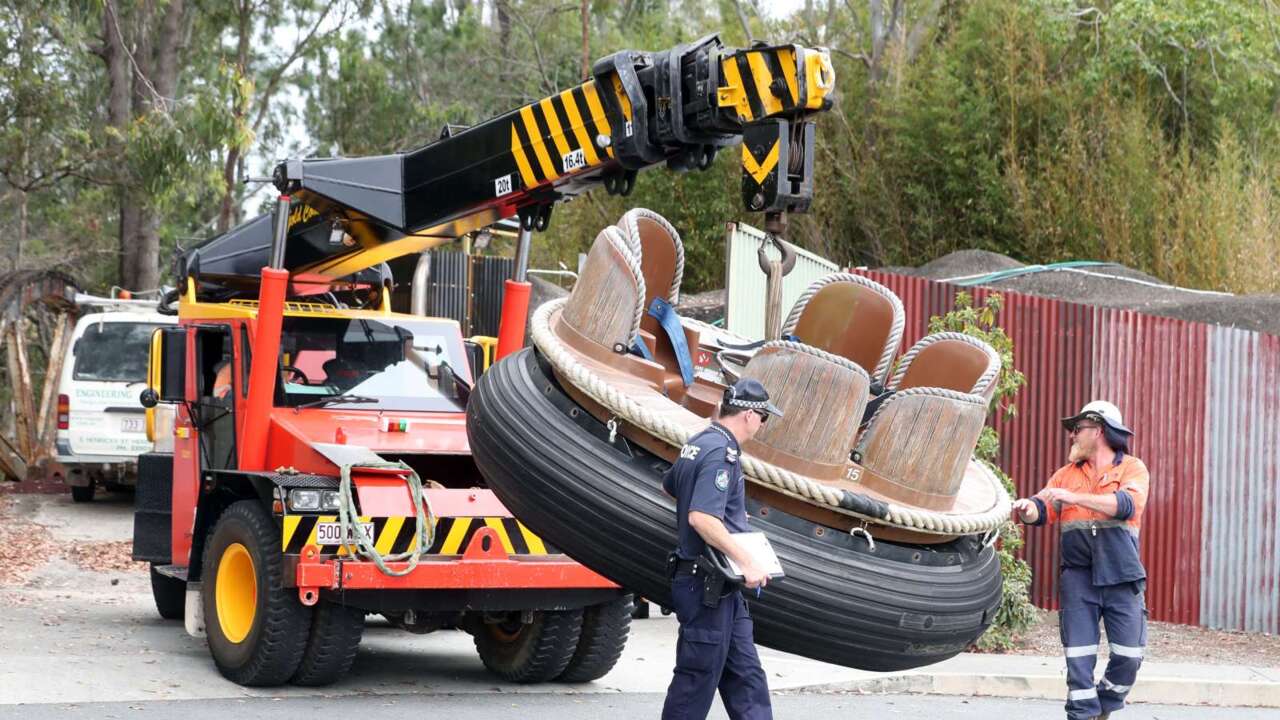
[580,0,589,79]
[103,0,135,288]
[218,0,251,233]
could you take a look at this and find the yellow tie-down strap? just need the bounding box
[282,515,551,556]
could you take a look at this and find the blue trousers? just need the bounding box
[1060,567,1148,719]
[661,576,772,720]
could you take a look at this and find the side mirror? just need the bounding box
[438,362,458,400]
[154,326,187,402]
[463,340,485,378]
[139,388,159,408]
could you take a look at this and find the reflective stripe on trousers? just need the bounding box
[1059,567,1148,720]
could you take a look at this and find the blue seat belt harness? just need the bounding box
[649,297,695,387]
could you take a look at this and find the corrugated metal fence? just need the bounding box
[855,269,1279,632]
[421,250,513,336]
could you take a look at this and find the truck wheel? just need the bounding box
[558,594,633,682]
[474,609,583,683]
[71,480,95,503]
[149,565,185,620]
[291,601,365,686]
[203,500,311,686]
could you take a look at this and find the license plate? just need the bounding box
[120,417,145,434]
[315,522,374,545]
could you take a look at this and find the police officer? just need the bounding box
[661,378,781,720]
[1014,401,1150,720]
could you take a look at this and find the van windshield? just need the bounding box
[73,322,165,383]
[276,316,470,412]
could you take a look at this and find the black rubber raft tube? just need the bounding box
[467,349,1003,672]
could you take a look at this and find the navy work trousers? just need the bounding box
[1060,566,1148,719]
[661,575,772,720]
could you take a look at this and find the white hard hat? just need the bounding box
[1061,400,1132,435]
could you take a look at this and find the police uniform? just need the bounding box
[661,380,778,720]
[1029,402,1150,720]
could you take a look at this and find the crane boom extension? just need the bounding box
[264,35,834,279]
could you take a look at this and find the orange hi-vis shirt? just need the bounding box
[1029,453,1150,586]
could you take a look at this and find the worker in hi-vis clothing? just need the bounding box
[1013,401,1150,720]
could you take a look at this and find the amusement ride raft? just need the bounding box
[468,209,1013,671]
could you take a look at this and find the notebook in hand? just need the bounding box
[725,532,785,579]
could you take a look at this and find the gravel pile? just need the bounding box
[893,250,1280,336]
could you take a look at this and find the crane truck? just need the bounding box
[131,34,834,687]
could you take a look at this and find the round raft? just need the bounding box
[466,209,1012,671]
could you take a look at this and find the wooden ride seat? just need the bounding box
[854,333,1001,511]
[781,273,905,386]
[561,225,646,354]
[616,209,702,400]
[739,341,871,482]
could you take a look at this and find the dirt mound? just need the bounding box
[887,250,1279,336]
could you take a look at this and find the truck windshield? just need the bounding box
[276,316,470,412]
[73,321,166,383]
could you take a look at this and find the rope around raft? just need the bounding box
[530,298,1012,536]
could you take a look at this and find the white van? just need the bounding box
[54,310,176,501]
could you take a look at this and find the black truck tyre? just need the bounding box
[558,594,633,682]
[203,500,312,686]
[149,564,185,620]
[474,609,583,683]
[291,601,366,686]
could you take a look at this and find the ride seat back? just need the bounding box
[888,332,1001,400]
[562,226,645,351]
[782,274,904,385]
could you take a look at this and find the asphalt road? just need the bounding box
[2,692,1277,720]
[3,492,1277,720]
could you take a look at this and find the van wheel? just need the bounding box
[474,609,583,683]
[203,500,311,686]
[149,565,185,620]
[71,481,95,503]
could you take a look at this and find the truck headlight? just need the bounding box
[321,490,341,510]
[288,489,321,511]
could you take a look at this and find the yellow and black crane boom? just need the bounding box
[257,34,834,279]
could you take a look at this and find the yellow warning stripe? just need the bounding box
[719,58,754,121]
[484,517,515,554]
[510,125,538,187]
[777,47,800,107]
[282,514,303,549]
[517,520,547,555]
[519,105,557,180]
[746,51,783,116]
[439,516,472,554]
[376,516,404,555]
[559,89,601,166]
[581,80,614,158]
[538,97,573,162]
[742,140,780,186]
[608,74,632,122]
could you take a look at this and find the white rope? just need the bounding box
[617,208,685,305]
[781,273,905,383]
[531,298,1011,535]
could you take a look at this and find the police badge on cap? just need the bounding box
[722,378,783,418]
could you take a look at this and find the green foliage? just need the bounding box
[806,0,1280,294]
[929,292,1036,651]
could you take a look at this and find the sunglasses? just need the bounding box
[753,410,770,424]
[1070,423,1100,434]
